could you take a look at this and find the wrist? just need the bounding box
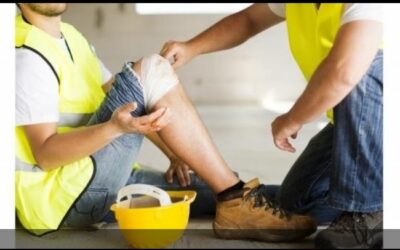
[186,39,203,57]
[105,120,123,139]
[286,111,303,128]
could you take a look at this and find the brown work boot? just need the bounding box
[213,178,317,242]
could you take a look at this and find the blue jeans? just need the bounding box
[267,50,383,224]
[63,63,215,227]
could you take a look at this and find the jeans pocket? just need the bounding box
[74,188,109,222]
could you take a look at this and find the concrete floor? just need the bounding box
[16,219,319,249]
[16,104,327,249]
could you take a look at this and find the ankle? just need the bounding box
[217,180,245,202]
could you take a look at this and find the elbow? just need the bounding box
[231,10,258,40]
[242,12,260,37]
[337,67,360,89]
[326,59,362,91]
[34,153,56,172]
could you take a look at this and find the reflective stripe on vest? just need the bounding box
[15,14,104,235]
[59,113,93,127]
[16,158,42,172]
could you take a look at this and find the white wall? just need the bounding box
[63,3,306,105]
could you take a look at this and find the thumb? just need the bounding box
[120,102,137,113]
[164,47,177,62]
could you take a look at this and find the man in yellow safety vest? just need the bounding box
[161,3,383,249]
[16,3,317,243]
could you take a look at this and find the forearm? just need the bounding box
[187,4,282,56]
[187,12,254,55]
[31,121,120,171]
[287,57,365,125]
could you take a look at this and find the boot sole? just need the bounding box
[315,231,383,249]
[213,221,317,242]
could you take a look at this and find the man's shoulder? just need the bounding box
[16,47,58,83]
[16,47,44,65]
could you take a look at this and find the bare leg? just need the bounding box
[152,84,239,193]
[132,55,239,193]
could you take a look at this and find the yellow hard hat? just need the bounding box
[111,184,197,248]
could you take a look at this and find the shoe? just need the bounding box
[315,211,383,249]
[213,178,317,242]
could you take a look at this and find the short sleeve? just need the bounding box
[90,45,113,85]
[341,4,382,25]
[268,3,286,18]
[16,48,60,126]
[98,58,113,85]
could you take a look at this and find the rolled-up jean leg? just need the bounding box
[63,63,147,227]
[88,62,146,125]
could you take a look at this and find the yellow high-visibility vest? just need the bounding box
[15,14,105,235]
[286,3,369,122]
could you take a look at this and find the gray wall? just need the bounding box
[63,3,306,106]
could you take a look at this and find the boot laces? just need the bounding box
[244,184,291,219]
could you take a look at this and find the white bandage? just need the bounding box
[134,54,179,111]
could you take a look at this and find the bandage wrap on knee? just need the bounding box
[134,54,179,111]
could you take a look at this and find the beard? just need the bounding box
[26,3,67,17]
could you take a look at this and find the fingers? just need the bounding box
[113,103,172,135]
[165,161,191,187]
[160,41,172,56]
[160,41,176,61]
[151,108,171,130]
[136,107,167,125]
[165,50,179,69]
[119,106,170,135]
[270,115,300,153]
[160,41,186,69]
[164,49,176,64]
[136,108,171,133]
[176,167,187,187]
[183,165,191,186]
[274,137,296,153]
[165,167,174,184]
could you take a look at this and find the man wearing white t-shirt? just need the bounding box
[16,3,317,242]
[161,3,383,249]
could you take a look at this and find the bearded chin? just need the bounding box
[28,4,67,17]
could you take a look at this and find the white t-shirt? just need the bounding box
[268,3,382,25]
[16,39,112,126]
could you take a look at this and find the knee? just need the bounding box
[135,54,179,111]
[276,180,312,212]
[277,178,331,215]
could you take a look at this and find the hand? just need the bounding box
[160,40,197,69]
[109,102,171,136]
[271,113,302,153]
[165,157,192,187]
